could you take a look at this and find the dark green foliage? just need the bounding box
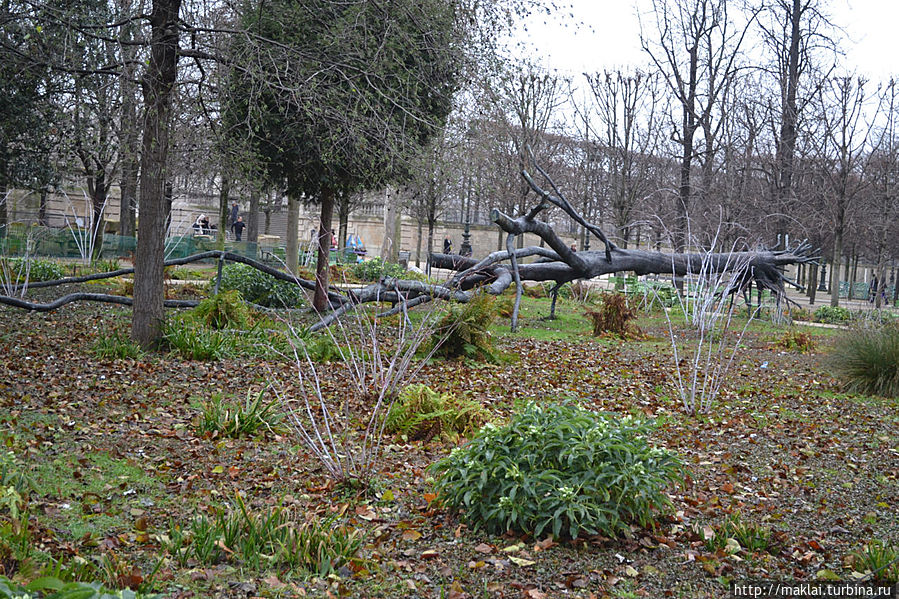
[585,292,642,338]
[385,384,489,442]
[0,576,154,598]
[430,402,682,539]
[163,496,361,576]
[350,257,406,282]
[196,390,281,438]
[224,0,461,199]
[813,305,852,324]
[215,263,304,308]
[0,258,64,283]
[830,325,899,397]
[432,293,498,362]
[192,290,252,330]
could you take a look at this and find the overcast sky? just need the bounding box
[514,0,899,83]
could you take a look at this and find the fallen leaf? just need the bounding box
[401,529,422,541]
[509,556,535,567]
[474,543,493,554]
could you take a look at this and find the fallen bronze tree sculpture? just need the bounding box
[0,169,815,331]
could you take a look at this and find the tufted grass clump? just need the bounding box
[196,390,281,438]
[830,324,899,398]
[193,290,252,330]
[847,540,899,582]
[430,402,682,539]
[92,330,145,360]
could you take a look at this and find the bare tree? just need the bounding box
[641,0,753,251]
[814,75,872,307]
[581,69,662,248]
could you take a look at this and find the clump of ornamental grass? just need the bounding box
[829,324,899,398]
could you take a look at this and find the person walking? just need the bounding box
[231,216,246,242]
[443,236,452,254]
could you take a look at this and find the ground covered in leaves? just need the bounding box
[0,292,897,599]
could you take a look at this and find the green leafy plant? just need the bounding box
[430,402,682,539]
[702,513,773,553]
[0,575,155,598]
[385,384,489,443]
[196,390,281,438]
[0,258,65,283]
[350,257,406,281]
[432,293,498,362]
[192,290,252,330]
[848,540,899,582]
[829,324,899,397]
[772,329,817,353]
[162,496,361,576]
[584,292,643,338]
[163,316,235,361]
[91,259,120,275]
[91,331,145,360]
[215,263,304,308]
[813,305,852,324]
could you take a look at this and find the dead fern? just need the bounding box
[584,292,643,339]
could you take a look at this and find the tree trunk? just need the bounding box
[848,254,858,301]
[132,0,182,348]
[90,174,108,262]
[285,193,299,274]
[381,189,398,262]
[426,218,435,275]
[830,229,842,307]
[247,190,259,243]
[808,262,817,305]
[38,187,48,226]
[415,217,423,267]
[337,192,349,251]
[313,187,335,312]
[217,173,230,248]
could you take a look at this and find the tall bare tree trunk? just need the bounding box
[830,227,843,307]
[132,0,181,348]
[285,194,299,274]
[217,173,229,248]
[415,217,423,267]
[247,190,259,243]
[313,187,335,312]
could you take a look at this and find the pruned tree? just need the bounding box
[223,0,463,312]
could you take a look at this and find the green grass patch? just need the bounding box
[27,453,166,542]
